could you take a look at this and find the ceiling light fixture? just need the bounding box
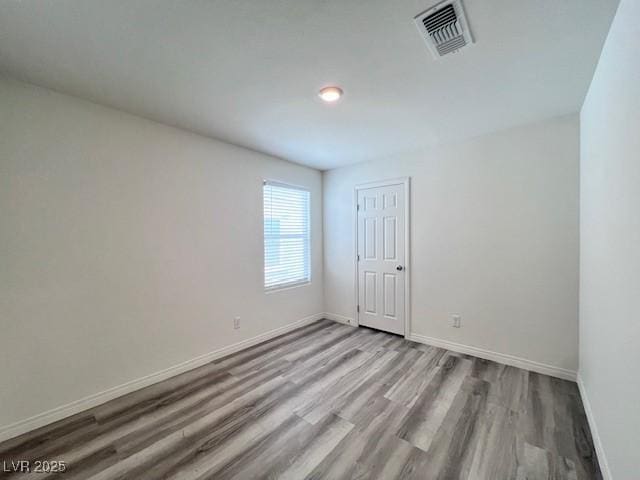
[318,86,343,103]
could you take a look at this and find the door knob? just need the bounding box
[396,265,404,271]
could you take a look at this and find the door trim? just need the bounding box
[354,177,411,338]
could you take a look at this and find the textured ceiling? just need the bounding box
[0,0,619,170]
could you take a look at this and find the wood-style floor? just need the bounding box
[0,319,601,480]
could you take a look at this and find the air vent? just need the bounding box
[414,0,474,58]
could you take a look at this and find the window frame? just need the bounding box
[263,179,312,292]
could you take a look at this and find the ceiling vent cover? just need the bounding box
[414,0,474,58]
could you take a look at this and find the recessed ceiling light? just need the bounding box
[318,86,343,103]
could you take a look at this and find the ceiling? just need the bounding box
[0,0,619,170]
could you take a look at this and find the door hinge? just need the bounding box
[357,254,360,261]
[357,305,360,313]
[357,204,360,211]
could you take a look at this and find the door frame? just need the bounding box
[354,177,411,338]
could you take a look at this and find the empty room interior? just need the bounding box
[1,0,638,479]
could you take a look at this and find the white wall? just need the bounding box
[579,0,639,478]
[0,76,323,432]
[324,115,579,373]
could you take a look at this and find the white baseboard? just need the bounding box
[324,312,356,326]
[407,333,577,381]
[576,373,612,480]
[0,313,325,444]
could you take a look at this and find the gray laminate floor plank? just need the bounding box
[416,375,491,480]
[0,319,602,480]
[395,354,473,452]
[309,395,414,480]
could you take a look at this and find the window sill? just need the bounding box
[264,281,311,294]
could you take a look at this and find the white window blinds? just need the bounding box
[263,181,311,291]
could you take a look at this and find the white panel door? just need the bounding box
[357,183,405,335]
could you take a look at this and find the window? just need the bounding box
[263,181,311,291]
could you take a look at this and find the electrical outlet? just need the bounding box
[233,316,241,329]
[452,315,461,328]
